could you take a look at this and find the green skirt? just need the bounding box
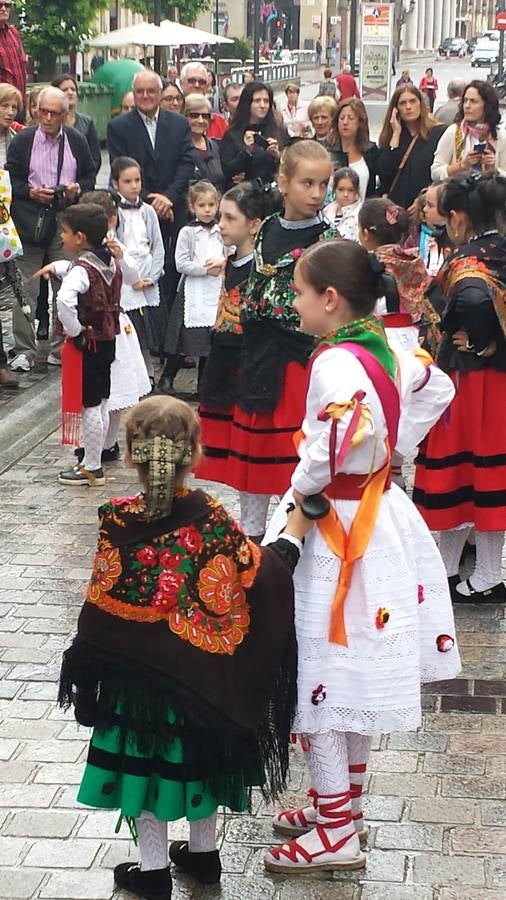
[78,706,264,821]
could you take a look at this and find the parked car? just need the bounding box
[471,41,500,67]
[438,37,453,56]
[483,30,500,42]
[449,38,467,57]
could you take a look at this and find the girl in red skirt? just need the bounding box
[414,173,506,603]
[205,141,332,540]
[197,180,281,484]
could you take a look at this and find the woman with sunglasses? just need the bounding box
[219,81,287,189]
[184,93,225,192]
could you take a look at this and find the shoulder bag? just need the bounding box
[387,134,419,198]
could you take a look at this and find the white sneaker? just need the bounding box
[47,353,61,366]
[10,353,33,372]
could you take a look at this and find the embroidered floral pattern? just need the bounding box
[85,494,260,656]
[214,284,244,335]
[311,684,326,706]
[375,607,390,629]
[436,634,455,653]
[87,548,122,603]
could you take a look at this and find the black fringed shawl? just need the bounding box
[58,489,297,801]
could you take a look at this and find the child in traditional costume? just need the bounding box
[263,239,460,875]
[323,166,362,241]
[58,395,304,900]
[222,140,332,540]
[160,181,226,395]
[46,204,122,486]
[37,192,151,471]
[197,179,281,483]
[414,174,506,604]
[359,198,437,353]
[112,156,165,384]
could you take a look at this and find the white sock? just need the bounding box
[81,405,105,471]
[346,732,372,830]
[104,408,123,450]
[137,810,168,871]
[239,492,271,537]
[188,811,217,853]
[269,731,358,862]
[458,530,505,593]
[438,527,471,577]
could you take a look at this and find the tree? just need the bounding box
[124,0,212,27]
[19,0,111,81]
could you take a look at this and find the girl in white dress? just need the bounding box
[323,167,362,242]
[263,239,460,875]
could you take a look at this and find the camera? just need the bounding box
[253,132,269,150]
[52,184,67,211]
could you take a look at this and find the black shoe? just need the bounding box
[36,320,49,341]
[169,841,221,885]
[157,370,176,394]
[74,443,120,464]
[114,862,172,900]
[181,356,196,369]
[58,465,105,486]
[452,578,506,604]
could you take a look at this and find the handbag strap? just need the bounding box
[388,134,418,197]
[55,131,65,186]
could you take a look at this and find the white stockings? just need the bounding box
[189,812,217,853]
[458,530,505,593]
[239,492,271,538]
[81,401,109,471]
[137,810,168,872]
[104,408,123,451]
[346,732,372,831]
[438,527,471,577]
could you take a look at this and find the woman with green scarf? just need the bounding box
[262,240,460,876]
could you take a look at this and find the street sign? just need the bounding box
[496,11,506,30]
[360,3,393,103]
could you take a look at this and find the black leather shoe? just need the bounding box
[157,371,175,394]
[169,841,221,885]
[114,862,172,900]
[74,442,120,464]
[452,579,506,604]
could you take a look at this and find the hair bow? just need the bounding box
[386,205,400,225]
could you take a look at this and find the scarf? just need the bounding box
[436,233,506,338]
[375,243,432,322]
[456,121,490,161]
[58,488,297,801]
[315,315,397,380]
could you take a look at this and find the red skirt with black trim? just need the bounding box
[195,360,306,494]
[413,368,506,531]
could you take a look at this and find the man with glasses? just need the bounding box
[6,87,95,370]
[180,62,228,139]
[0,0,26,97]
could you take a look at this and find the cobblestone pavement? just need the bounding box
[0,401,505,900]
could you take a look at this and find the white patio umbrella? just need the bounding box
[87,20,233,49]
[160,19,233,45]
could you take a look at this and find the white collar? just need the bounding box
[138,109,159,126]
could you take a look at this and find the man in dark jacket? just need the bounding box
[107,70,195,375]
[7,86,96,369]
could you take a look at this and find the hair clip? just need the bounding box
[386,205,400,225]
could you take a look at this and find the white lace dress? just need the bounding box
[265,345,461,736]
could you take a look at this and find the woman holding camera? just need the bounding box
[431,80,506,182]
[219,81,287,189]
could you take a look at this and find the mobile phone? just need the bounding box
[474,142,487,154]
[254,132,269,149]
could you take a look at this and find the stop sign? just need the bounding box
[496,10,506,29]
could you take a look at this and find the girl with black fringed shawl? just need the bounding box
[58,394,308,900]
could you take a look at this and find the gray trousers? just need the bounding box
[13,223,72,361]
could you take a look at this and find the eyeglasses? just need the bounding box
[186,78,208,86]
[38,108,65,118]
[0,2,13,8]
[187,112,211,120]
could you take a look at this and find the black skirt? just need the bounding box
[163,277,212,358]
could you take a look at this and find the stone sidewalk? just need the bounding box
[0,420,505,900]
